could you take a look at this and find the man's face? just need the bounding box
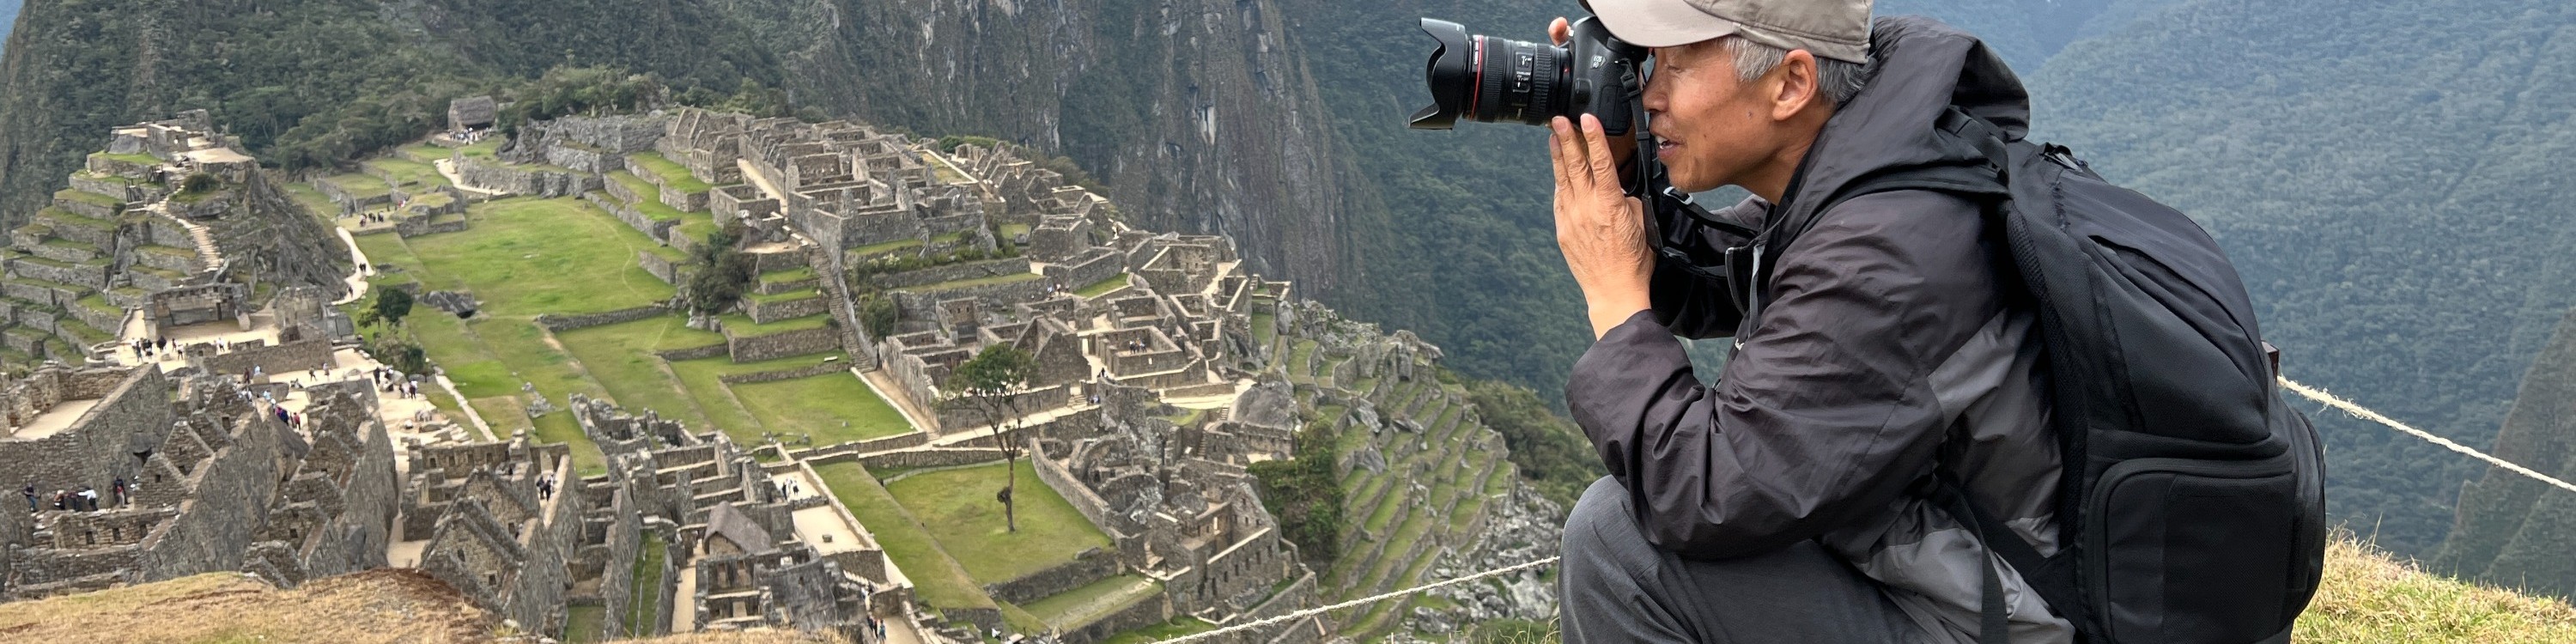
[1644,39,1784,193]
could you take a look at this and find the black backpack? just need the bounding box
[1712,109,2329,643]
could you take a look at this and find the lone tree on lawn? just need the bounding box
[945,343,1036,532]
[361,288,413,328]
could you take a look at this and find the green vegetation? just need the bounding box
[627,151,712,193]
[813,461,997,612]
[562,605,605,643]
[626,533,665,636]
[1250,418,1344,561]
[361,157,448,188]
[404,197,674,316]
[2028,0,2576,559]
[716,312,830,334]
[684,226,752,314]
[551,315,725,429]
[1098,617,1217,644]
[323,174,392,201]
[1019,575,1161,632]
[884,460,1110,584]
[1073,274,1130,299]
[730,373,912,446]
[1467,379,1607,508]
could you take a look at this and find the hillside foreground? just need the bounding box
[0,532,2564,644]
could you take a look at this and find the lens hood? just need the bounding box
[1410,18,1473,130]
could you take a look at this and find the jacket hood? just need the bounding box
[1773,15,2028,224]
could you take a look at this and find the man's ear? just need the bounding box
[1771,49,1820,121]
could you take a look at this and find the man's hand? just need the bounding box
[1552,112,1654,339]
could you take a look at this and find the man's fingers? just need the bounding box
[1550,117,1583,191]
[1582,114,1620,188]
[1549,17,1571,46]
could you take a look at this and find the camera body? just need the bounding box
[1409,16,1646,137]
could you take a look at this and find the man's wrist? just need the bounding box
[1587,298,1649,339]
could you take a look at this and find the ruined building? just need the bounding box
[2,366,398,599]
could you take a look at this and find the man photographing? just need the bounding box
[1542,1,2068,642]
[1406,0,2322,638]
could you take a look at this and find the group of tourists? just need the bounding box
[21,479,130,513]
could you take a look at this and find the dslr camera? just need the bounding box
[1408,14,1753,311]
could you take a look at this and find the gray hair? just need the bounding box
[1721,37,1872,107]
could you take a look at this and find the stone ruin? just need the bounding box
[1,366,399,600]
[2,112,349,370]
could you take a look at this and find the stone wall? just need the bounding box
[598,488,645,639]
[1060,592,1170,644]
[1042,251,1123,295]
[714,363,845,386]
[867,258,1033,290]
[854,447,1006,471]
[69,173,152,204]
[396,215,470,238]
[640,249,686,284]
[459,157,601,197]
[985,547,1120,605]
[1030,451,1120,542]
[655,343,731,361]
[724,325,839,362]
[890,278,1050,319]
[200,338,334,378]
[0,368,175,499]
[535,305,671,332]
[583,191,682,243]
[744,294,829,324]
[132,416,284,581]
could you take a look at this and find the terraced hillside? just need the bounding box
[1258,300,1558,641]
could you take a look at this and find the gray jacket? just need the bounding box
[1565,17,2071,644]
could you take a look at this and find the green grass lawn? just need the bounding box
[718,312,832,334]
[728,372,913,446]
[1020,574,1161,631]
[627,152,712,193]
[1074,274,1130,298]
[459,138,502,159]
[1098,617,1217,644]
[553,314,727,430]
[349,233,419,285]
[363,157,449,189]
[324,173,392,201]
[282,183,341,222]
[885,460,1110,584]
[849,238,923,258]
[397,143,453,164]
[626,533,665,635]
[999,222,1032,240]
[813,462,997,612]
[95,151,161,167]
[402,197,675,316]
[761,266,817,285]
[665,352,852,440]
[562,605,605,643]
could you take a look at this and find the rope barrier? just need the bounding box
[1154,556,1562,643]
[2279,376,2576,495]
[1150,377,2575,642]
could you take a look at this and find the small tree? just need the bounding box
[684,226,755,314]
[860,295,897,338]
[945,344,1036,532]
[180,173,221,194]
[361,289,414,328]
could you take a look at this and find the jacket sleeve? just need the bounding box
[1568,191,2005,559]
[1649,196,1768,339]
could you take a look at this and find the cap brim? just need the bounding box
[1589,0,1744,48]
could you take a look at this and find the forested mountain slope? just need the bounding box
[2031,0,2576,556]
[2436,310,2576,598]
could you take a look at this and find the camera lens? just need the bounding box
[1411,19,1568,130]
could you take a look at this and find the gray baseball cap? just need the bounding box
[1588,0,1873,64]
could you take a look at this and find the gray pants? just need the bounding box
[1560,477,1930,643]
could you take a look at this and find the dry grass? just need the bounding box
[2298,532,2576,643]
[0,569,493,644]
[0,569,848,644]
